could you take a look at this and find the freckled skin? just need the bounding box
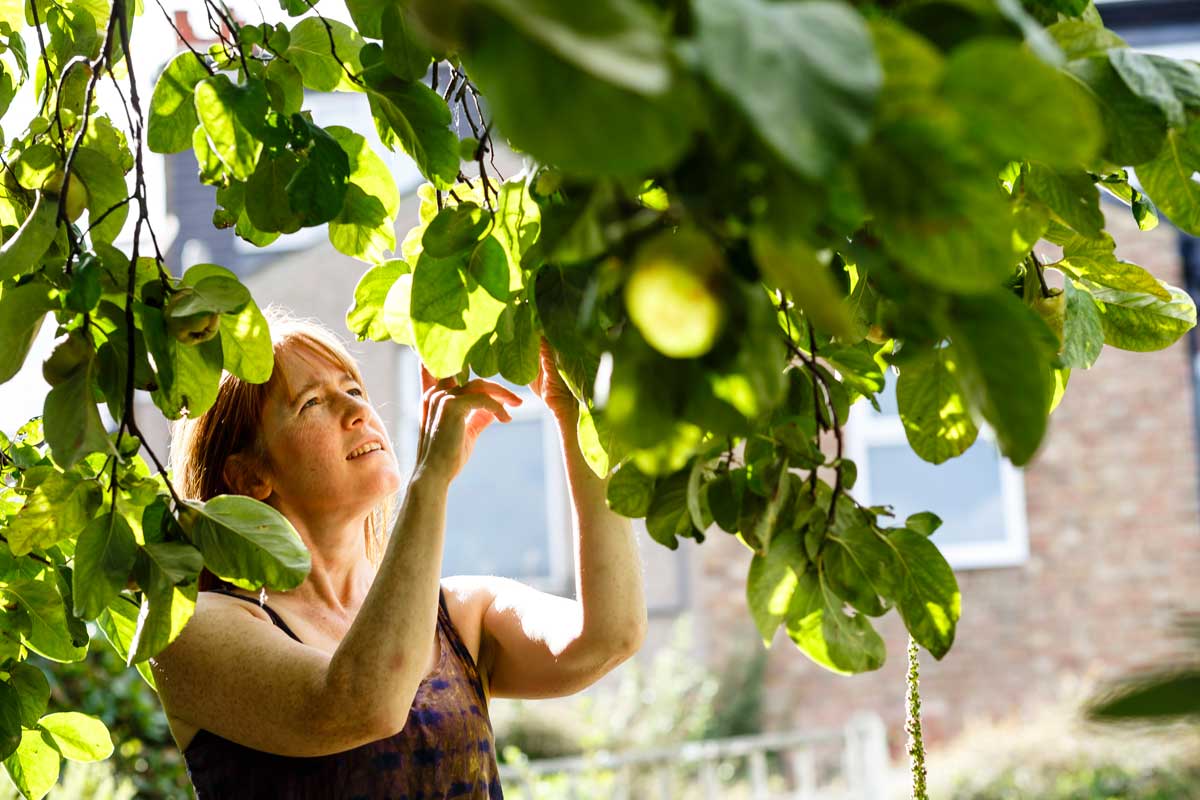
[253,346,404,534]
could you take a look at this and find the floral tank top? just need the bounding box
[182,586,504,799]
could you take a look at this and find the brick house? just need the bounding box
[70,0,1200,758]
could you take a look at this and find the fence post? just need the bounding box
[842,712,889,800]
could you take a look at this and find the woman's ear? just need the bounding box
[222,453,272,501]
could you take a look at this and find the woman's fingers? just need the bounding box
[454,377,524,408]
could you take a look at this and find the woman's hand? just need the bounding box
[530,337,579,426]
[415,366,523,486]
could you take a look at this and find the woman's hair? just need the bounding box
[169,306,394,591]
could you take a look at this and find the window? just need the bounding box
[845,374,1029,570]
[394,349,573,594]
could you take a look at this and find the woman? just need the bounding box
[154,312,648,798]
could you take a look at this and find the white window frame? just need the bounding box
[393,347,573,593]
[845,386,1030,570]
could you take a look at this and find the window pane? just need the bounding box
[865,439,1007,546]
[873,370,900,417]
[441,419,555,580]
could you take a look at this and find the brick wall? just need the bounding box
[695,202,1200,752]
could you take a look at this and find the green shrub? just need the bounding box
[33,638,190,799]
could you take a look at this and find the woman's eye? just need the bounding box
[301,397,318,410]
[348,388,364,397]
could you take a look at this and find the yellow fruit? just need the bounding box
[624,229,727,359]
[43,170,88,223]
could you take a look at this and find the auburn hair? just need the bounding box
[168,307,394,591]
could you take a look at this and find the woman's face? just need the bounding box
[254,344,402,526]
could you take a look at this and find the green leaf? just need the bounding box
[1046,19,1126,60]
[824,525,895,618]
[174,274,250,317]
[383,272,415,346]
[2,729,59,800]
[264,59,304,115]
[942,40,1101,167]
[1067,55,1167,166]
[461,12,689,177]
[750,227,854,339]
[71,511,136,620]
[128,543,201,663]
[2,579,87,663]
[96,597,155,689]
[411,237,509,378]
[904,512,942,537]
[606,460,655,518]
[72,143,129,244]
[880,529,961,658]
[423,203,493,259]
[180,496,311,591]
[286,124,351,227]
[1136,126,1200,236]
[194,75,268,182]
[244,152,303,234]
[347,260,407,341]
[5,472,96,556]
[479,0,671,95]
[37,713,112,762]
[1084,278,1197,353]
[496,301,540,385]
[285,17,364,93]
[1024,164,1103,238]
[1062,280,1105,369]
[344,0,386,38]
[0,192,60,283]
[0,683,21,761]
[644,471,693,551]
[380,4,431,82]
[181,264,274,383]
[693,0,879,179]
[1109,49,1185,129]
[364,77,459,190]
[0,281,55,384]
[142,304,224,420]
[1142,54,1200,113]
[747,529,805,645]
[1060,254,1171,300]
[8,663,49,729]
[945,292,1054,466]
[897,347,978,465]
[147,52,210,153]
[860,116,1015,294]
[785,567,885,674]
[576,404,628,479]
[43,353,115,469]
[327,126,402,263]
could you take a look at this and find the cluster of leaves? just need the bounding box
[0,0,1197,795]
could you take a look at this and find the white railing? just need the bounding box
[499,712,889,800]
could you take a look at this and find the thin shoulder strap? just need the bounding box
[435,587,487,703]
[208,587,304,644]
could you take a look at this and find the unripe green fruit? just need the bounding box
[1033,289,1066,350]
[624,228,727,359]
[42,331,91,386]
[165,290,221,345]
[43,170,88,223]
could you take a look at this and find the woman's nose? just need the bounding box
[343,395,368,427]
